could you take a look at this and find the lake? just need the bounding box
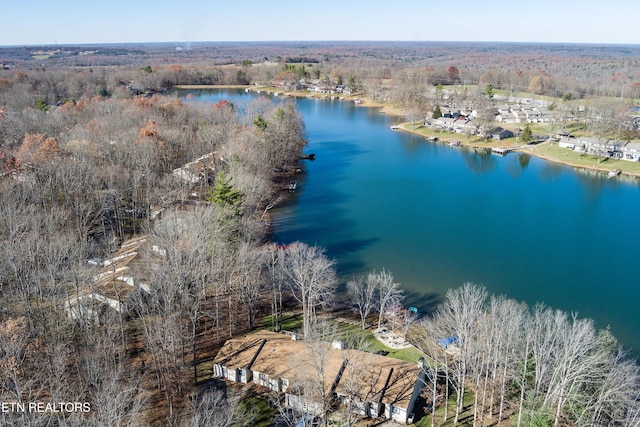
[185,89,640,354]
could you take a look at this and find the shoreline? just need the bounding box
[391,123,640,179]
[173,85,640,179]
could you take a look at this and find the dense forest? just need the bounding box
[1,42,639,426]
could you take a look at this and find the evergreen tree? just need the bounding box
[253,114,267,131]
[35,98,49,111]
[208,171,243,215]
[520,125,533,143]
[484,84,494,98]
[433,105,443,119]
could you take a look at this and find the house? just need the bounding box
[495,104,513,123]
[439,107,461,119]
[432,117,457,132]
[496,104,511,116]
[522,107,542,122]
[558,137,585,152]
[510,107,528,123]
[172,152,217,184]
[575,137,617,157]
[557,137,638,160]
[535,106,554,122]
[65,236,156,323]
[482,126,514,140]
[452,117,477,134]
[212,331,425,424]
[621,142,640,162]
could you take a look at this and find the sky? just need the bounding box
[3,0,639,46]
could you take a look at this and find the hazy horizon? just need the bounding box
[3,0,639,46]
[3,40,640,49]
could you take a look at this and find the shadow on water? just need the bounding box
[462,147,496,174]
[326,237,380,277]
[538,160,565,183]
[506,153,531,178]
[403,288,444,317]
[326,237,379,258]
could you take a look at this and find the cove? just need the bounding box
[184,89,640,354]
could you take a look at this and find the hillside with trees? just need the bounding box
[0,60,311,425]
[1,42,639,426]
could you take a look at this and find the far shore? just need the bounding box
[172,84,640,179]
[173,84,251,89]
[391,122,640,179]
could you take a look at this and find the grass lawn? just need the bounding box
[334,320,427,363]
[258,314,426,363]
[236,396,275,427]
[524,143,640,176]
[259,312,304,332]
[414,392,479,427]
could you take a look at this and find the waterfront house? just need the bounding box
[212,331,425,424]
[433,117,457,131]
[452,117,477,134]
[557,137,640,161]
[558,137,586,152]
[481,126,514,140]
[621,142,640,161]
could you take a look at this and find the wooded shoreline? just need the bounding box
[177,84,640,179]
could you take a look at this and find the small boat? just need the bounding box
[288,181,297,191]
[449,140,461,147]
[390,125,401,130]
[608,169,621,178]
[299,153,316,160]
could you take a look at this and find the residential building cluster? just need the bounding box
[212,330,425,424]
[425,101,555,140]
[266,77,353,95]
[559,136,640,161]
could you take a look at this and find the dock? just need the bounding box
[491,145,525,156]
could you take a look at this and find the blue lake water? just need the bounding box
[185,89,640,354]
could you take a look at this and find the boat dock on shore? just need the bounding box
[492,145,525,156]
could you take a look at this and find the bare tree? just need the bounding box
[434,282,487,425]
[185,386,258,427]
[282,242,337,339]
[346,274,377,330]
[369,269,404,331]
[236,241,266,329]
[264,243,288,332]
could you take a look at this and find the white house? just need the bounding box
[621,142,640,161]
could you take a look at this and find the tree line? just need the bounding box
[413,283,640,427]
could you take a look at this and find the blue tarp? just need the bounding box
[438,336,459,348]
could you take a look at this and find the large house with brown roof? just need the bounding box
[212,331,425,424]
